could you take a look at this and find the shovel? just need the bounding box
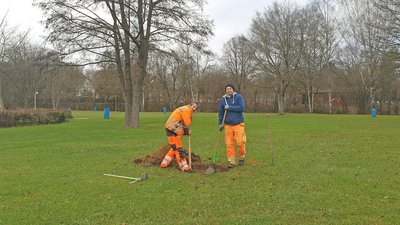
[188,135,192,170]
[104,173,149,184]
[206,109,227,175]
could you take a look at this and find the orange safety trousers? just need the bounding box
[160,132,190,172]
[224,123,246,164]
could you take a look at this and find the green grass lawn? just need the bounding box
[1,111,399,225]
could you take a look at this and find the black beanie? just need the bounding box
[225,84,235,91]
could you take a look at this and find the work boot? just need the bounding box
[187,169,195,173]
[228,163,235,169]
[239,159,245,166]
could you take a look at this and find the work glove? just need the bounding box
[183,127,189,136]
[224,104,229,110]
[218,124,224,131]
[184,129,192,136]
[178,149,187,159]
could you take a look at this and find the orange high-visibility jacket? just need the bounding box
[165,105,193,135]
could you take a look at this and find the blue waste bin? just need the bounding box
[104,107,110,119]
[93,106,97,111]
[162,106,167,114]
[371,107,376,118]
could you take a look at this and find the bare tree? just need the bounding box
[46,66,86,109]
[0,13,17,111]
[36,0,213,128]
[297,4,322,113]
[339,0,390,113]
[90,65,121,107]
[250,1,301,114]
[197,65,228,111]
[221,35,256,93]
[3,36,54,108]
[374,0,400,49]
[296,0,339,113]
[317,0,341,114]
[175,45,213,103]
[147,53,179,110]
[375,49,400,114]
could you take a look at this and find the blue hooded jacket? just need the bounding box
[218,92,244,126]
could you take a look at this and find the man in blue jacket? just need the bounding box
[218,84,247,168]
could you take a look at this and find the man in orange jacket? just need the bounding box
[160,101,198,172]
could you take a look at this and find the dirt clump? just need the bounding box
[134,145,228,173]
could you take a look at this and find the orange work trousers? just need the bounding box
[160,131,189,172]
[224,123,246,165]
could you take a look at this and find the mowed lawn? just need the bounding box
[0,111,399,225]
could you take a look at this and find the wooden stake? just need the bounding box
[267,114,275,166]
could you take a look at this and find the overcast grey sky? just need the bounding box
[204,0,308,56]
[2,0,44,43]
[2,0,307,56]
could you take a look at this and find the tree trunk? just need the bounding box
[51,81,56,109]
[24,96,29,108]
[131,43,150,128]
[114,96,117,112]
[142,89,145,112]
[253,89,258,112]
[307,88,312,113]
[311,91,314,113]
[56,95,60,109]
[124,93,134,127]
[277,91,285,115]
[132,83,141,128]
[0,78,4,111]
[328,92,332,114]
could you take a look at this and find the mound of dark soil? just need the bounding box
[134,145,228,173]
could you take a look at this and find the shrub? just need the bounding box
[0,109,71,128]
[0,111,15,128]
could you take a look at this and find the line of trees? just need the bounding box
[1,0,399,128]
[0,15,86,112]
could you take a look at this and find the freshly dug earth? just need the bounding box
[134,146,228,173]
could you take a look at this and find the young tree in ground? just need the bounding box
[250,1,301,114]
[221,35,256,93]
[36,0,213,128]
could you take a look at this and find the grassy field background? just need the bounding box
[0,111,399,224]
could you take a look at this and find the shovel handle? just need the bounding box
[188,135,192,169]
[221,109,227,127]
[104,173,140,181]
[213,109,227,164]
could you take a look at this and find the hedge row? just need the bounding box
[0,109,72,128]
